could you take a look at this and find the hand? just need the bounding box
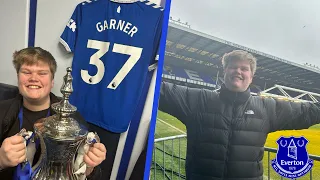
[84,143,106,175]
[0,135,26,169]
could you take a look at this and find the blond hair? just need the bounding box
[222,50,257,75]
[13,47,57,79]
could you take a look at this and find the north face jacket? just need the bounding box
[159,82,320,180]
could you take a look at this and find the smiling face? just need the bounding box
[13,47,57,106]
[18,61,54,104]
[224,59,253,92]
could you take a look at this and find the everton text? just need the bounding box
[280,160,304,166]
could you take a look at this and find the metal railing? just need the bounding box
[151,135,187,180]
[151,135,320,180]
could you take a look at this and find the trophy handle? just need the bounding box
[32,132,46,174]
[72,132,100,177]
[72,137,86,169]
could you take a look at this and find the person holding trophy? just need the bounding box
[0,47,106,179]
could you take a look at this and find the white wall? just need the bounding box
[0,0,29,86]
[35,0,84,96]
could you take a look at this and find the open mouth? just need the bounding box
[232,76,243,81]
[27,85,41,89]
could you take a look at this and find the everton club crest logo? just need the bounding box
[271,136,313,179]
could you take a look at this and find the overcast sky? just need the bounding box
[169,0,320,67]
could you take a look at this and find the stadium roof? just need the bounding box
[164,21,320,93]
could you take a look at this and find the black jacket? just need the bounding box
[159,82,320,180]
[0,93,101,180]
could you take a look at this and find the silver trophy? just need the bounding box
[32,67,92,180]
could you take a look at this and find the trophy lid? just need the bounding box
[51,67,77,116]
[34,67,88,141]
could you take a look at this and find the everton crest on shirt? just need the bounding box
[60,0,164,133]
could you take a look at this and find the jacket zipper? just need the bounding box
[223,92,238,178]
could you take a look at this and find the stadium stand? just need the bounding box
[162,21,320,99]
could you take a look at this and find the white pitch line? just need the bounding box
[157,118,186,134]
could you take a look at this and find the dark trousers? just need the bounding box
[88,122,121,180]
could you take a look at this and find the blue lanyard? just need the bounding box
[18,107,50,130]
[14,107,50,180]
[17,107,50,146]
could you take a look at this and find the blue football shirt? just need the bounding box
[60,0,164,133]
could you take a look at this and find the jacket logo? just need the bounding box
[244,110,254,115]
